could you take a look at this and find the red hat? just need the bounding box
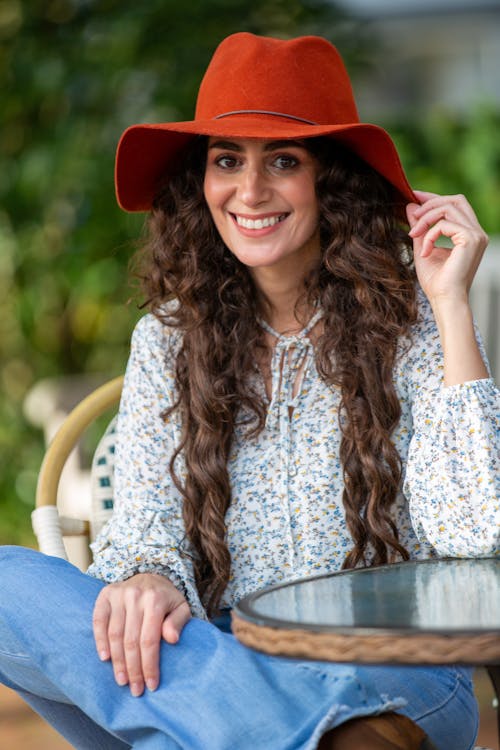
[115,33,416,212]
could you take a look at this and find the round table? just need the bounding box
[232,558,500,664]
[232,558,500,739]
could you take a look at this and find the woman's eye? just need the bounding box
[272,154,298,170]
[215,155,239,169]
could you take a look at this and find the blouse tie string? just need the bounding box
[258,310,323,438]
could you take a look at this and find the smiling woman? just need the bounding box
[0,31,498,750]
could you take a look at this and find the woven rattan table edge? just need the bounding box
[231,612,500,664]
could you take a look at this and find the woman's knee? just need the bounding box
[0,545,40,582]
[0,546,84,602]
[0,544,36,561]
[0,547,49,608]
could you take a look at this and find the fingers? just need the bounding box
[93,589,113,662]
[162,600,192,645]
[92,574,191,697]
[412,190,476,222]
[108,597,130,687]
[408,195,477,240]
[138,594,166,693]
[122,588,148,696]
[94,585,133,690]
[417,219,465,259]
[407,193,488,256]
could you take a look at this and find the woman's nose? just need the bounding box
[237,166,272,206]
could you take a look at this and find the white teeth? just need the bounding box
[235,214,286,229]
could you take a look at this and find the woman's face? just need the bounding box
[203,137,321,277]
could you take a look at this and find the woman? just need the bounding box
[0,32,498,750]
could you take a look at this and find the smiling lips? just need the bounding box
[232,213,288,231]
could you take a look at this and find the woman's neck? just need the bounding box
[256,281,315,335]
[251,259,319,335]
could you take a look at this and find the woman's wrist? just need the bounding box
[429,296,489,386]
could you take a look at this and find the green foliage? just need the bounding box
[390,106,500,234]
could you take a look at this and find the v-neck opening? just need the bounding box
[254,311,322,428]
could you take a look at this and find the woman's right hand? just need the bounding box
[93,573,191,696]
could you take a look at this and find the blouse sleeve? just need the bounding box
[86,314,207,620]
[401,293,500,558]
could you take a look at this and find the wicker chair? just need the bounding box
[32,375,123,562]
[31,376,498,749]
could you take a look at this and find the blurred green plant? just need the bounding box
[0,0,365,544]
[389,106,500,233]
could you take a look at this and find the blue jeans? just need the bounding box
[0,546,478,749]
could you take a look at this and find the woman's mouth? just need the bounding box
[232,213,288,230]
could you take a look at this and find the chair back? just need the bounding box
[32,376,123,564]
[90,415,118,540]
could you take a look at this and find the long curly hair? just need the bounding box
[136,136,418,615]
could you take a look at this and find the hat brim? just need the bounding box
[115,118,417,212]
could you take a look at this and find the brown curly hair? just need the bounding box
[135,136,418,615]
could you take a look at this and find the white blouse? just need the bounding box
[88,290,500,619]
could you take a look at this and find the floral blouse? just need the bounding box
[88,291,500,619]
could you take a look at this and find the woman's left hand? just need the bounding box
[406,190,488,307]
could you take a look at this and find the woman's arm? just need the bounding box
[88,314,203,613]
[407,190,489,385]
[400,291,499,558]
[88,314,202,695]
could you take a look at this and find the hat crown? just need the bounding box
[195,33,359,127]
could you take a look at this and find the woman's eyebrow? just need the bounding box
[208,140,243,151]
[263,140,307,151]
[207,139,307,152]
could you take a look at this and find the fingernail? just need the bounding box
[99,650,109,661]
[116,672,128,686]
[146,679,158,692]
[130,682,143,697]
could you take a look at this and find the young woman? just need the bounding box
[0,32,498,750]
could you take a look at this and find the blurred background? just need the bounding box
[0,0,499,747]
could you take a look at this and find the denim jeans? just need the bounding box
[0,546,479,750]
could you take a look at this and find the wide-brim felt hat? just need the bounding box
[115,32,416,212]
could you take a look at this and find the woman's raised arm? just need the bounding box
[406,190,489,386]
